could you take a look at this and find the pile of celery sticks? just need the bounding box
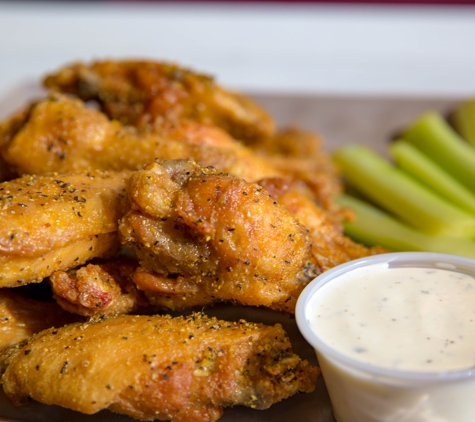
[334,98,475,258]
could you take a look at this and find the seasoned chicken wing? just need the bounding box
[0,93,280,183]
[0,170,130,287]
[43,60,275,144]
[1,313,319,422]
[40,60,343,204]
[0,289,79,352]
[119,161,316,312]
[119,161,380,313]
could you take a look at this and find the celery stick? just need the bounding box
[390,140,475,215]
[333,144,475,239]
[450,98,475,147]
[336,194,475,259]
[401,111,475,192]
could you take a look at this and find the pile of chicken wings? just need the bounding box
[0,60,382,422]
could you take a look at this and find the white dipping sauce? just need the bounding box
[308,264,475,372]
[296,253,475,422]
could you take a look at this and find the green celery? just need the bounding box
[450,98,475,147]
[336,194,475,259]
[390,140,475,215]
[333,144,475,239]
[400,111,475,192]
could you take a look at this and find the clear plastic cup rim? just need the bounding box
[295,252,475,384]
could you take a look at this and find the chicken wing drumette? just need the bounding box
[119,160,379,313]
[1,313,319,422]
[119,160,315,313]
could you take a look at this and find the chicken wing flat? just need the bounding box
[49,259,154,318]
[1,313,319,422]
[0,170,130,287]
[0,289,79,353]
[43,60,275,144]
[0,93,280,183]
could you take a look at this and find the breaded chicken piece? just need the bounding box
[0,94,280,183]
[0,170,130,287]
[119,160,381,314]
[43,60,275,144]
[119,161,316,312]
[0,289,79,353]
[49,259,153,318]
[0,95,341,208]
[1,313,319,422]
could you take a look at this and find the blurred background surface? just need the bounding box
[1,0,474,147]
[1,1,475,95]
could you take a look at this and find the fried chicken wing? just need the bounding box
[0,94,280,182]
[1,313,319,422]
[0,170,130,287]
[119,161,317,312]
[0,289,78,352]
[119,161,381,313]
[43,60,275,144]
[49,259,153,318]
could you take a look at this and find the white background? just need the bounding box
[1,0,475,103]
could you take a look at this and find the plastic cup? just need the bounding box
[295,252,475,422]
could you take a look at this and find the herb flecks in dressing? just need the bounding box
[308,266,475,372]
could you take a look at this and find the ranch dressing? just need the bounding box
[308,265,475,372]
[296,253,475,422]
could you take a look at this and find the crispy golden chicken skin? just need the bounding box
[43,60,275,144]
[0,94,341,208]
[0,289,79,353]
[39,59,341,205]
[49,259,153,318]
[259,178,385,270]
[0,94,280,183]
[119,161,316,312]
[258,178,385,312]
[0,170,130,287]
[119,160,381,314]
[253,127,342,209]
[1,313,319,422]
